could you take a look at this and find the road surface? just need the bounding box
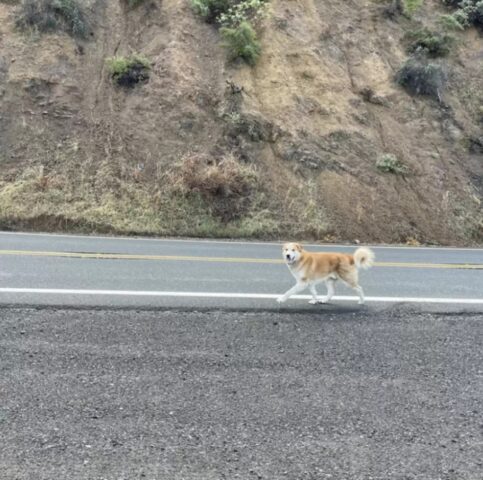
[0,231,482,310]
[1,232,482,479]
[1,306,482,480]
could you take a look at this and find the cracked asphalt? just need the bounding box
[1,306,482,480]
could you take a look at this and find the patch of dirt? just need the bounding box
[0,0,481,244]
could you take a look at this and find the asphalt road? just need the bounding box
[1,306,482,480]
[0,232,482,310]
[1,232,482,479]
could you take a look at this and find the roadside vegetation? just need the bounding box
[376,154,409,175]
[191,0,267,65]
[0,156,329,239]
[395,57,446,101]
[15,0,88,38]
[105,54,151,88]
[439,0,483,30]
[403,27,454,57]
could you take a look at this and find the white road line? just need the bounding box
[0,288,482,304]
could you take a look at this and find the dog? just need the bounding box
[277,243,375,305]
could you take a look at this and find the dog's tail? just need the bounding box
[354,247,375,270]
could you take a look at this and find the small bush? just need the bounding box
[126,0,145,6]
[15,0,88,38]
[441,0,463,6]
[218,0,267,27]
[438,13,465,30]
[176,153,258,221]
[191,0,230,23]
[395,57,446,101]
[440,0,483,30]
[105,54,150,88]
[376,154,409,174]
[192,0,266,65]
[220,20,261,65]
[404,28,454,57]
[123,0,146,7]
[403,0,423,16]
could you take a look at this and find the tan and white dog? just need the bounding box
[277,243,375,305]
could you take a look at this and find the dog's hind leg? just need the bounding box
[339,269,365,304]
[277,282,307,303]
[353,284,365,304]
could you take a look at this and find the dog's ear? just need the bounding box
[294,243,303,252]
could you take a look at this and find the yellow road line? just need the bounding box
[0,249,482,269]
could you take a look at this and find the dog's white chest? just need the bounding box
[288,265,304,281]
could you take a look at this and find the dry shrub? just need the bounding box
[175,153,258,221]
[15,0,89,38]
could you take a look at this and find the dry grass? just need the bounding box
[0,152,332,240]
[173,153,258,221]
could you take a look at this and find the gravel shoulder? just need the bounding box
[1,306,482,480]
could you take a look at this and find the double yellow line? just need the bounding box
[0,249,482,269]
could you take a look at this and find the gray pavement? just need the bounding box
[0,306,482,480]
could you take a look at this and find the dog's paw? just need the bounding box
[319,297,329,304]
[358,299,365,305]
[276,296,286,304]
[309,299,324,305]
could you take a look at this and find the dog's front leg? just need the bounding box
[320,278,336,303]
[308,284,322,304]
[277,282,307,303]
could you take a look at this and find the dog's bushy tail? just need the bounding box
[354,247,375,270]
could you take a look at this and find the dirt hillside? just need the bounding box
[0,0,481,245]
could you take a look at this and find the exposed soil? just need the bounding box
[0,0,481,245]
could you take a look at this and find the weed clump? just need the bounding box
[15,0,88,38]
[105,54,150,88]
[439,0,483,30]
[191,0,230,23]
[404,28,454,57]
[191,0,267,65]
[403,0,423,17]
[220,21,261,66]
[175,154,258,221]
[125,0,146,7]
[395,57,446,101]
[376,154,409,174]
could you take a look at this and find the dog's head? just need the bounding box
[282,242,303,265]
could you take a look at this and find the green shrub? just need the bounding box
[404,28,454,57]
[440,0,483,29]
[191,0,230,23]
[220,20,261,65]
[125,0,146,7]
[403,0,423,16]
[442,0,462,6]
[376,154,409,174]
[438,13,465,29]
[105,54,151,88]
[219,0,267,27]
[192,0,267,66]
[15,0,88,38]
[395,58,446,101]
